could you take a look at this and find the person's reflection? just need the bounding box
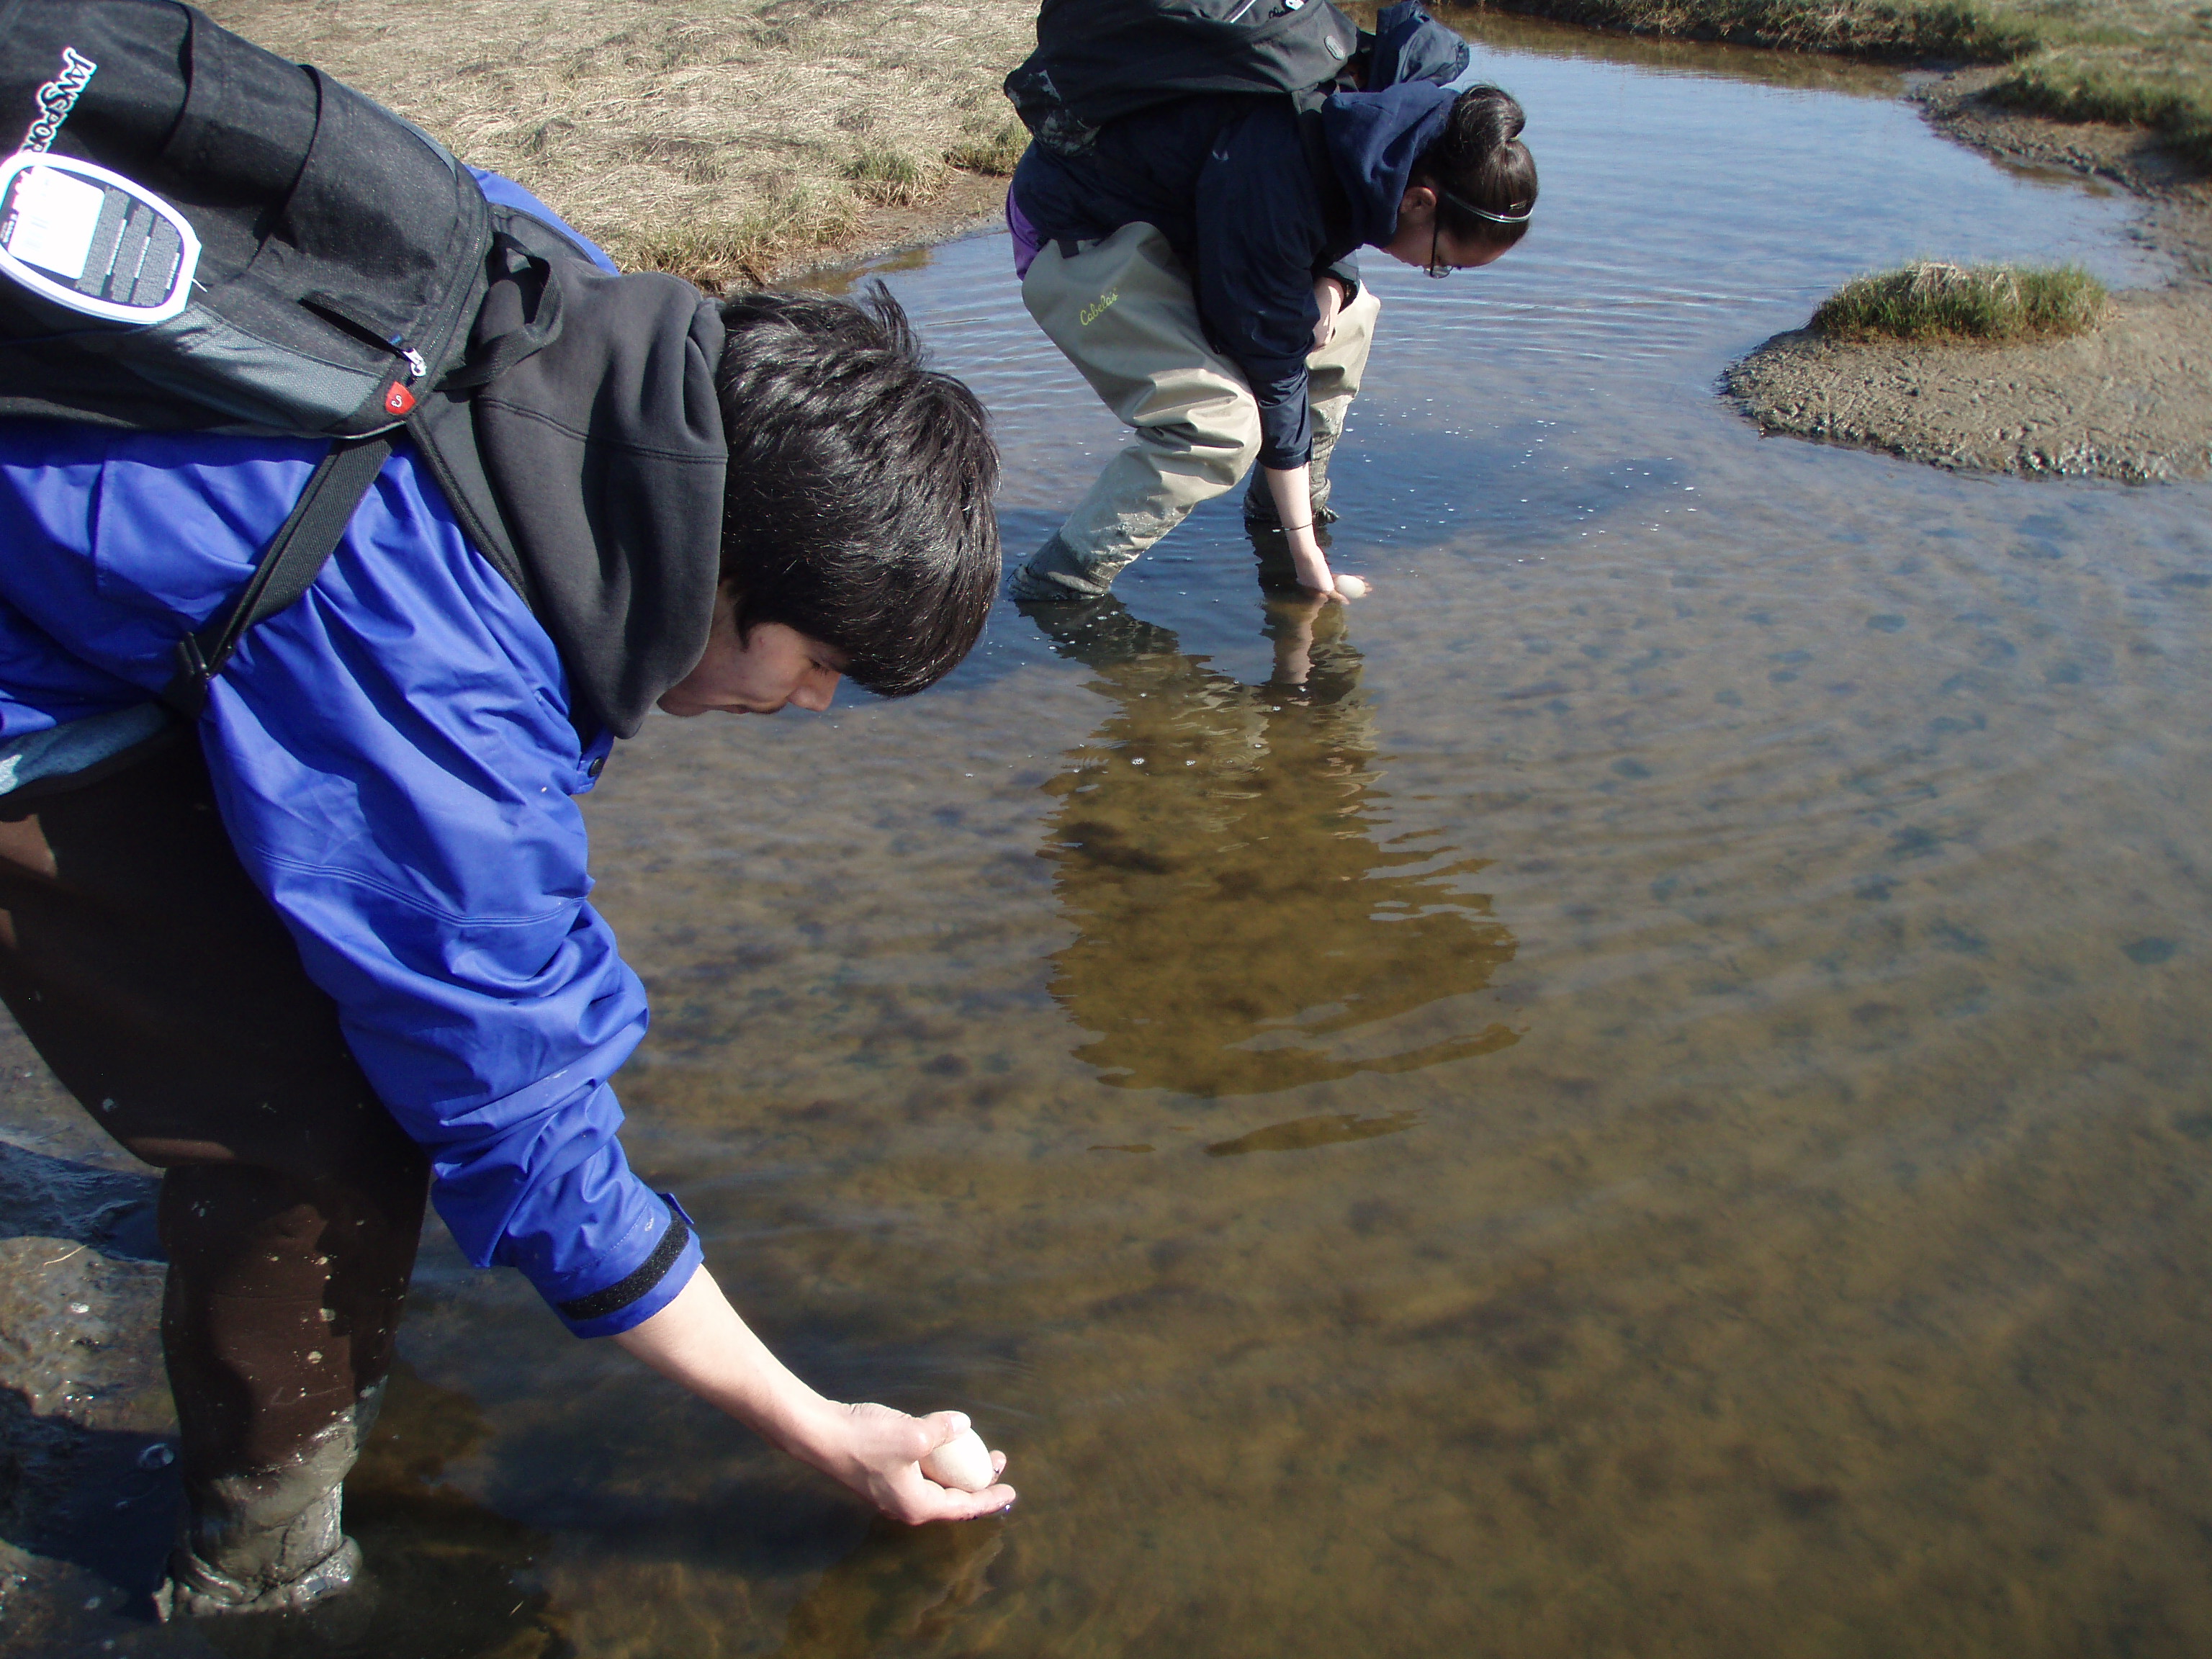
[1023,592,1516,1097]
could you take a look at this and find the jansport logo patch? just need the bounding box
[20,48,98,155]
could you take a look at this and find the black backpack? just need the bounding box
[0,0,570,714]
[1004,0,1364,158]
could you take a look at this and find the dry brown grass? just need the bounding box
[945,115,1032,176]
[202,0,1035,279]
[845,142,950,207]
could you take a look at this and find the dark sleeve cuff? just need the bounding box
[1320,256,1361,305]
[556,1194,703,1337]
[1256,384,1315,469]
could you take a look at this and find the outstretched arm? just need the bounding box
[613,1264,1015,1523]
[1262,464,1367,602]
[1264,276,1368,603]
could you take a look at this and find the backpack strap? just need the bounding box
[434,232,567,394]
[161,435,395,718]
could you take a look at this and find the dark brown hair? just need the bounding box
[715,284,1000,697]
[1413,86,1538,251]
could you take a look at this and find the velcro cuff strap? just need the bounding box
[554,1199,692,1324]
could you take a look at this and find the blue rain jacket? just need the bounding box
[0,176,702,1338]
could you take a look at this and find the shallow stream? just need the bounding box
[166,19,2212,1659]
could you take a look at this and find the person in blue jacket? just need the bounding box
[1003,4,1537,606]
[0,176,1012,1619]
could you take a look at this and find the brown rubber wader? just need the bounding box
[0,734,429,1617]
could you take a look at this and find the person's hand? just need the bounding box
[1289,543,1368,605]
[1311,276,1346,351]
[804,1403,1015,1524]
[610,1266,1012,1527]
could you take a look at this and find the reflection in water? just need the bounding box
[1028,594,1516,1097]
[1202,1109,1421,1156]
[773,1517,1007,1659]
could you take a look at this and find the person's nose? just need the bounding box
[788,671,841,714]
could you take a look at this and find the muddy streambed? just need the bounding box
[14,23,2212,1659]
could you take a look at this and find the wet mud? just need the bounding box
[0,1025,173,1651]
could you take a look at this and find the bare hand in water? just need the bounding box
[811,1403,1015,1524]
[611,1267,1013,1524]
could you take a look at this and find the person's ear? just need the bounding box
[1398,183,1437,223]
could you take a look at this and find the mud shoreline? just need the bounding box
[1725,66,2212,481]
[0,1020,174,1649]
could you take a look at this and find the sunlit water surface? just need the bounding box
[243,23,2212,1659]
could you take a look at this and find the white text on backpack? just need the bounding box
[22,48,99,156]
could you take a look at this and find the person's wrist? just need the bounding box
[752,1386,849,1468]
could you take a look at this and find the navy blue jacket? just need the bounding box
[1012,5,1469,469]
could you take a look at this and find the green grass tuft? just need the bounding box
[1454,0,2212,170]
[1810,261,2108,342]
[844,143,945,207]
[624,181,860,289]
[1449,0,2037,60]
[945,117,1030,177]
[1990,48,2212,168]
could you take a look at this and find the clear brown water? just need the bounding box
[102,24,2212,1659]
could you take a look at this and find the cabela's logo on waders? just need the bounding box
[19,47,98,153]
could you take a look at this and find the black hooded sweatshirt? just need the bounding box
[409,238,727,740]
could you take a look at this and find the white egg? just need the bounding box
[921,1426,997,1493]
[1333,572,1369,599]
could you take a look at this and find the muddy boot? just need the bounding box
[1006,532,1124,603]
[1241,432,1340,531]
[152,1370,387,1619]
[150,1159,422,1620]
[154,1482,363,1619]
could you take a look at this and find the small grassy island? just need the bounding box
[1810,262,2109,343]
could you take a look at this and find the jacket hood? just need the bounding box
[1321,79,1460,251]
[1369,1,1474,91]
[457,258,727,739]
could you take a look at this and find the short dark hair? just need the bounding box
[714,284,1000,697]
[1413,86,1538,252]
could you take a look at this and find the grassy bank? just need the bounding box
[202,0,1035,286]
[1448,0,2212,166]
[197,0,2203,290]
[1811,261,2108,341]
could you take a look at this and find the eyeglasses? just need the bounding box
[1424,186,1534,279]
